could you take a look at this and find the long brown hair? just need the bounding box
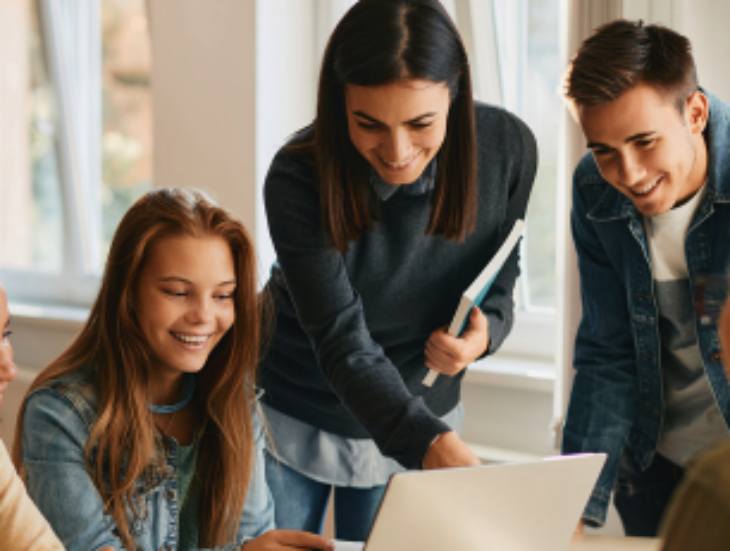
[291,0,477,252]
[13,188,261,549]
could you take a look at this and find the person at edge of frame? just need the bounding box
[562,19,730,537]
[0,282,72,551]
[660,272,730,551]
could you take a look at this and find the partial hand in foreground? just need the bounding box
[422,431,481,470]
[425,307,489,377]
[574,519,585,535]
[242,530,335,551]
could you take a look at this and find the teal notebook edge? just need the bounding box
[455,272,499,336]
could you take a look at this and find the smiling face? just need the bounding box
[345,78,451,185]
[0,285,17,406]
[136,235,236,392]
[578,84,709,216]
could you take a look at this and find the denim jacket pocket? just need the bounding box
[103,464,168,547]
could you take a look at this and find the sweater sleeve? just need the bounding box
[0,440,65,551]
[475,108,538,355]
[561,160,638,527]
[264,151,450,470]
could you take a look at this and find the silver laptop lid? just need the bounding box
[363,453,607,551]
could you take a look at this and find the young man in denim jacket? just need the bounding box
[562,20,730,536]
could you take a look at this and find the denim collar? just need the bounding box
[370,158,437,201]
[588,89,730,222]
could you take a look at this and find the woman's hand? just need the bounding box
[424,307,489,377]
[422,431,481,470]
[242,530,335,551]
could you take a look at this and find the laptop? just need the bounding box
[334,453,606,551]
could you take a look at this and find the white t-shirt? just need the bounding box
[645,186,729,466]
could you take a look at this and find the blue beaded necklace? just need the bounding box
[148,374,196,414]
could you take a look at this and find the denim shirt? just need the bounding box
[20,369,275,551]
[562,90,730,527]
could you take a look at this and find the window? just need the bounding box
[0,0,64,275]
[0,0,152,306]
[452,0,560,362]
[464,0,560,314]
[501,0,560,313]
[101,0,153,254]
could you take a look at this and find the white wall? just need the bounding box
[622,0,730,99]
[149,0,258,241]
[255,0,318,281]
[674,1,730,100]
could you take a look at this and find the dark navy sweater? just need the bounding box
[260,102,537,469]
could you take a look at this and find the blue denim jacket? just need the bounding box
[20,368,275,550]
[562,90,730,527]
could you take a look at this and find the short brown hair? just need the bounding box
[565,19,698,113]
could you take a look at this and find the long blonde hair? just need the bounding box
[13,188,262,549]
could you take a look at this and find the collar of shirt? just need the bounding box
[369,158,437,201]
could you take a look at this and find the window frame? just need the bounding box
[458,0,559,362]
[3,0,106,306]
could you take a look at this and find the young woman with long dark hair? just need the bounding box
[13,189,333,551]
[260,0,537,541]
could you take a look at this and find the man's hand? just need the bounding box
[574,519,585,535]
[422,431,481,470]
[425,307,490,377]
[242,530,334,550]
